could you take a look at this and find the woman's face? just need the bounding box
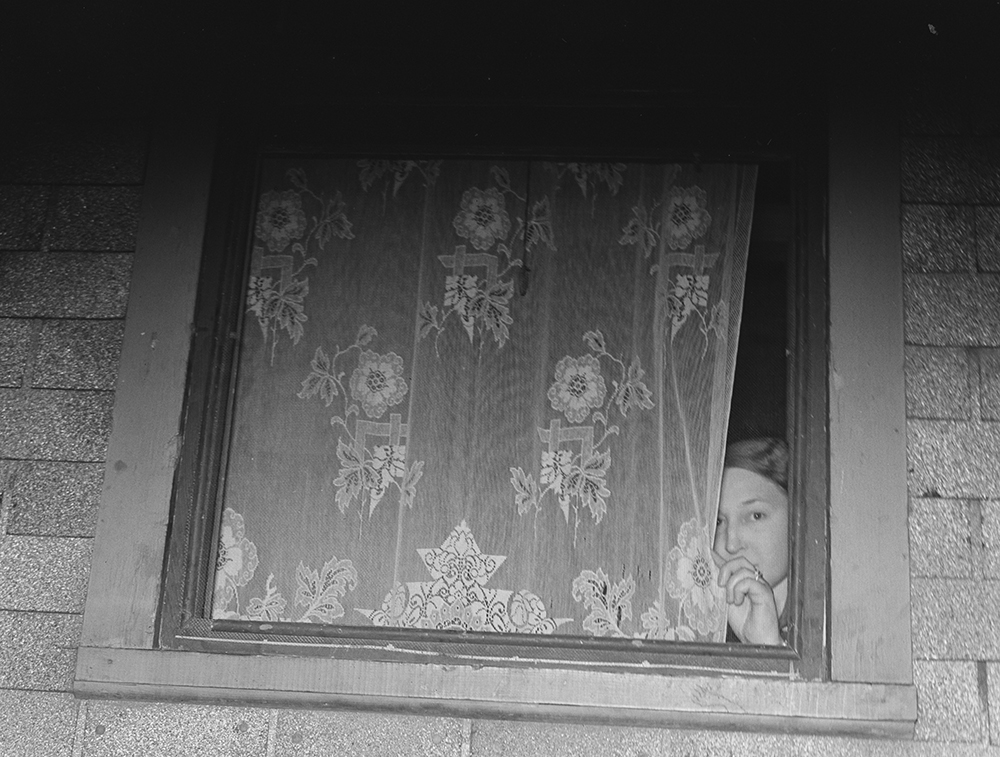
[714,466,789,586]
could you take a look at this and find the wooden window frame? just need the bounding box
[155,116,816,676]
[74,72,916,735]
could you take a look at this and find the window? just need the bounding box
[158,101,820,676]
[76,88,915,734]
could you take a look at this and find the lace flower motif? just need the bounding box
[370,583,409,626]
[547,354,607,423]
[664,518,725,636]
[371,444,407,494]
[664,186,711,251]
[246,275,272,317]
[255,190,308,253]
[349,350,409,419]
[213,508,259,611]
[444,274,479,315]
[509,591,552,633]
[640,600,697,642]
[452,187,511,251]
[614,357,655,417]
[540,449,574,490]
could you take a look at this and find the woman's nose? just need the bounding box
[724,523,743,554]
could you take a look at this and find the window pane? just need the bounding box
[213,158,756,643]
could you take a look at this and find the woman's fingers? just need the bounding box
[718,559,773,606]
[726,568,756,605]
[729,572,774,607]
[715,556,782,645]
[716,555,756,590]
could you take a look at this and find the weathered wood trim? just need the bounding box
[827,58,911,682]
[75,647,916,738]
[79,115,217,649]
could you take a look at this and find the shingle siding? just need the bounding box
[0,117,146,756]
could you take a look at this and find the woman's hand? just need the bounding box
[713,553,782,645]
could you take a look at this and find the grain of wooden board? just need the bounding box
[75,647,916,737]
[79,114,216,650]
[827,52,911,685]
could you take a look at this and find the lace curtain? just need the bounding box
[212,158,756,643]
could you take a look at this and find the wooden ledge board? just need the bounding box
[75,647,916,738]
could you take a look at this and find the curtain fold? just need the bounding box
[212,157,756,643]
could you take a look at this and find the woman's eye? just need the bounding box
[751,511,766,521]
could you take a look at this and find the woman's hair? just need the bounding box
[724,437,789,491]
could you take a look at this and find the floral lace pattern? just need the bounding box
[619,201,662,260]
[664,518,725,636]
[358,521,571,633]
[547,354,607,423]
[297,325,424,517]
[214,507,259,611]
[232,161,748,641]
[248,169,355,364]
[349,350,408,419]
[212,507,359,624]
[571,567,697,641]
[358,159,441,204]
[664,185,712,251]
[622,184,728,346]
[510,330,654,535]
[256,190,308,253]
[664,271,729,344]
[452,187,511,251]
[546,162,627,200]
[419,166,554,351]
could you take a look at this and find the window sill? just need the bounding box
[74,647,915,738]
